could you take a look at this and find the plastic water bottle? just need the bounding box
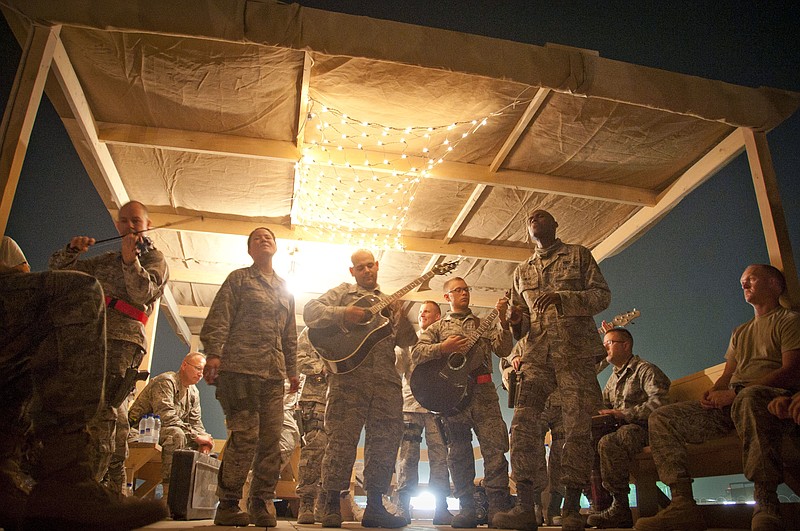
[153,415,161,444]
[138,414,148,442]
[144,414,154,443]
[125,482,133,497]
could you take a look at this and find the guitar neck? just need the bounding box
[458,308,500,354]
[369,270,436,314]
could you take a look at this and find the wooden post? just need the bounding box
[742,128,800,310]
[135,298,161,396]
[0,24,60,235]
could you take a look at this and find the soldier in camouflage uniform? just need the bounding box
[502,338,564,526]
[395,300,453,525]
[49,200,168,496]
[201,227,299,527]
[304,249,417,528]
[412,277,514,528]
[128,352,214,497]
[295,327,331,524]
[636,265,800,531]
[495,209,610,531]
[0,237,167,529]
[585,327,670,529]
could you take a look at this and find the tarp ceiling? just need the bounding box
[3,0,799,342]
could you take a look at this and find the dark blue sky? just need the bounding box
[2,1,799,441]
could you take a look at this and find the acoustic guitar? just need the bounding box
[308,260,459,374]
[409,292,509,416]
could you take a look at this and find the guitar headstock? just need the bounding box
[432,260,460,276]
[611,308,641,328]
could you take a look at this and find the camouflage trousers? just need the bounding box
[322,373,402,493]
[648,400,735,485]
[510,353,601,489]
[297,401,327,499]
[442,383,509,499]
[216,372,284,501]
[87,340,143,488]
[533,401,564,497]
[156,426,204,485]
[0,271,106,476]
[732,385,798,484]
[597,423,648,494]
[396,411,450,496]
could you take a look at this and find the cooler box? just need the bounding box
[167,449,220,520]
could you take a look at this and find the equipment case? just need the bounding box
[167,449,220,520]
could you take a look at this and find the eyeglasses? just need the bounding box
[603,339,628,347]
[185,362,204,373]
[447,287,472,294]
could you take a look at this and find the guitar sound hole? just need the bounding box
[448,353,466,370]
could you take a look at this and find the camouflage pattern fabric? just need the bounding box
[0,270,106,474]
[215,373,284,501]
[296,401,327,499]
[508,240,609,491]
[200,265,297,379]
[395,411,451,497]
[602,356,671,426]
[535,393,564,497]
[597,423,648,494]
[128,371,211,484]
[304,282,417,494]
[412,310,512,500]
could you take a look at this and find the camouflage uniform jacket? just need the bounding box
[602,355,671,426]
[511,239,610,360]
[200,265,297,380]
[396,345,427,413]
[412,309,513,373]
[303,282,417,383]
[296,328,327,405]
[128,371,209,441]
[49,245,167,348]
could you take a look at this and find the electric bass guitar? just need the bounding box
[409,292,509,416]
[308,260,459,374]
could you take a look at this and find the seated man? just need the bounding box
[586,327,670,529]
[0,236,166,529]
[636,264,800,531]
[129,352,214,497]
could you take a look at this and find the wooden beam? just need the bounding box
[296,52,313,149]
[0,24,59,235]
[136,211,531,263]
[593,129,746,262]
[489,88,550,173]
[96,122,656,206]
[743,128,800,309]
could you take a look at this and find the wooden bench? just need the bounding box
[629,362,800,524]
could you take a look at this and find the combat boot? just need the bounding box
[544,491,562,526]
[433,493,454,525]
[24,430,167,530]
[586,493,633,529]
[214,499,250,526]
[362,491,407,528]
[321,489,342,528]
[297,495,316,524]
[249,497,278,527]
[452,495,478,528]
[396,490,412,524]
[314,489,325,522]
[560,487,585,531]
[0,456,30,531]
[751,482,785,531]
[487,488,514,527]
[633,481,706,531]
[492,482,539,531]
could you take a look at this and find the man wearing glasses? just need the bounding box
[413,277,514,528]
[496,209,610,531]
[585,328,670,528]
[129,352,214,497]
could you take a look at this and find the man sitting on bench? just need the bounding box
[635,264,800,531]
[129,352,214,498]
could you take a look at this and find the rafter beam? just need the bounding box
[593,129,746,262]
[96,122,657,206]
[133,211,531,263]
[0,23,59,234]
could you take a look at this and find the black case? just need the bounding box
[167,449,220,520]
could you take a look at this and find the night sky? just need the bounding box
[2,1,799,498]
